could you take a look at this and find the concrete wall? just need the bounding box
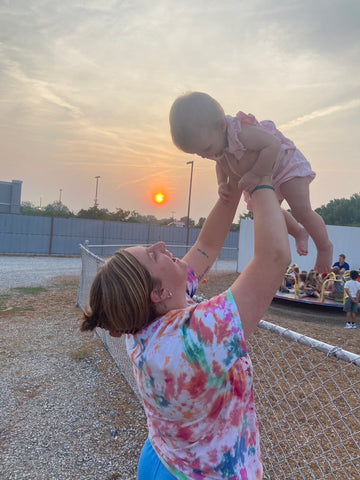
[238,219,360,272]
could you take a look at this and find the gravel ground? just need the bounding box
[0,256,82,291]
[0,276,148,480]
[0,255,236,292]
[0,257,236,480]
[1,257,358,480]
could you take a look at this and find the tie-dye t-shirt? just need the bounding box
[126,268,262,479]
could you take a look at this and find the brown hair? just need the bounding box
[169,92,225,151]
[299,272,307,282]
[81,250,161,334]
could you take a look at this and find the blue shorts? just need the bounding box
[137,438,177,480]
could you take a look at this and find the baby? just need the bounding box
[169,91,333,273]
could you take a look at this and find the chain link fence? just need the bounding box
[77,243,360,479]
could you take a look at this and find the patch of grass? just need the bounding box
[0,293,11,300]
[0,306,14,313]
[12,286,48,295]
[0,306,35,314]
[53,280,78,288]
[69,346,93,361]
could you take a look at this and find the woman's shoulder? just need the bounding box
[190,290,243,334]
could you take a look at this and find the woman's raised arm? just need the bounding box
[230,177,291,339]
[182,177,241,281]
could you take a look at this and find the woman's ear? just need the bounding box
[150,288,172,304]
[150,288,166,304]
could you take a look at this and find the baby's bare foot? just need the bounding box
[295,228,309,256]
[314,242,333,274]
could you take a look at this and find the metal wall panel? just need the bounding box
[0,213,239,257]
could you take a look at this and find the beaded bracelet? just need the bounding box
[250,185,275,197]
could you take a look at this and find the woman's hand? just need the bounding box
[219,173,243,203]
[238,171,262,193]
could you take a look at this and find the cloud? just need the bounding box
[279,99,360,130]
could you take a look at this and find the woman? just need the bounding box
[81,175,290,479]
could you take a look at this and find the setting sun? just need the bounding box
[154,192,165,204]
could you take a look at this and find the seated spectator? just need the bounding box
[332,254,350,275]
[324,266,345,301]
[298,271,307,293]
[288,264,300,283]
[299,269,321,299]
[279,266,297,293]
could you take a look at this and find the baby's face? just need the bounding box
[185,125,227,160]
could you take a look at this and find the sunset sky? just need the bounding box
[1,0,359,222]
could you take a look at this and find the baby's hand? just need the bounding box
[218,178,243,203]
[218,182,231,203]
[238,171,262,193]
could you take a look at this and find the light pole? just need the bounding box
[94,176,100,208]
[186,160,194,250]
[59,189,62,203]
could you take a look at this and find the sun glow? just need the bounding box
[154,192,165,204]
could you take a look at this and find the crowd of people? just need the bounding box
[280,254,360,329]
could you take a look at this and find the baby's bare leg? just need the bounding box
[281,209,309,256]
[280,177,333,273]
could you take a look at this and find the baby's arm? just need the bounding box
[216,161,239,202]
[237,124,281,193]
[216,161,227,186]
[216,161,231,202]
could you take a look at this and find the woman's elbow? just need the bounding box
[264,241,290,273]
[274,245,291,272]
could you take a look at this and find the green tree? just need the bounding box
[180,216,195,228]
[239,211,253,221]
[20,201,43,216]
[138,214,158,224]
[127,211,142,223]
[42,201,74,218]
[196,217,206,229]
[315,193,360,226]
[77,206,110,220]
[108,208,133,222]
[158,217,174,226]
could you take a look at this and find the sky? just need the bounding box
[1,0,359,222]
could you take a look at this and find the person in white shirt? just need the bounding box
[343,270,360,329]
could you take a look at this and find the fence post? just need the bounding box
[48,216,54,255]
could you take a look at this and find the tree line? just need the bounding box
[20,201,220,230]
[314,193,360,227]
[20,191,360,230]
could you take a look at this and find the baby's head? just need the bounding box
[169,92,226,158]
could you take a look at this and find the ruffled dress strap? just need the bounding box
[214,111,257,163]
[235,111,259,126]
